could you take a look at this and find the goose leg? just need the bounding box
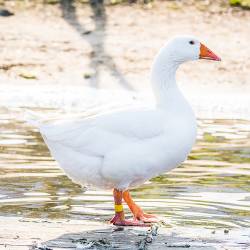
[123,190,159,223]
[110,189,149,226]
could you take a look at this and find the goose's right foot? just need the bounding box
[123,190,160,223]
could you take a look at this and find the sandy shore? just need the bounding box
[0,2,250,119]
[0,2,249,91]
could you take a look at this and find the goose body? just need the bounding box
[28,36,220,226]
[39,88,196,190]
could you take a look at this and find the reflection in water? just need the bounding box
[0,108,250,228]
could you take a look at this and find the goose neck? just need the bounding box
[150,54,180,107]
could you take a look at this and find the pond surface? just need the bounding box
[0,108,250,229]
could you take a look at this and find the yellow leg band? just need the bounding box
[115,204,123,212]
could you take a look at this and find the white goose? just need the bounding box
[28,36,220,226]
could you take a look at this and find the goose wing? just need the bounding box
[37,109,165,157]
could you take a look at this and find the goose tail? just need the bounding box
[24,110,45,128]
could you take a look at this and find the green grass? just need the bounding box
[230,0,250,9]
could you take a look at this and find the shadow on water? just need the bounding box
[59,0,133,90]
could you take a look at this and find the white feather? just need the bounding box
[28,36,200,190]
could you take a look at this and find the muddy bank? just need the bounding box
[0,216,249,250]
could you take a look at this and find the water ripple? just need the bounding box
[0,108,249,228]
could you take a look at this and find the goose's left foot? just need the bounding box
[123,190,160,223]
[111,189,149,227]
[110,213,149,227]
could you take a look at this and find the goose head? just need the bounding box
[151,36,221,105]
[161,36,221,63]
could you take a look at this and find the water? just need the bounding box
[0,108,250,229]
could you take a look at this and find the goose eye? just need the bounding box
[189,40,195,45]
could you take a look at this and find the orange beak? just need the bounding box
[199,43,221,61]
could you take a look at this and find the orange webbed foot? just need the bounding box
[135,212,160,223]
[123,190,160,223]
[111,189,151,227]
[110,214,150,227]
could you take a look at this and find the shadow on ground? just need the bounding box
[59,0,133,90]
